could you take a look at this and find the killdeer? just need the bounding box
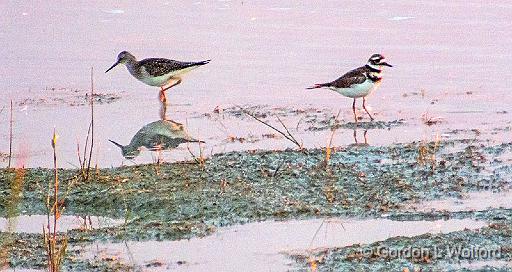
[105,51,210,102]
[307,54,392,122]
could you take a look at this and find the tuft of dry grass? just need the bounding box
[308,257,317,272]
[77,67,96,182]
[323,109,342,167]
[0,162,26,269]
[417,133,441,170]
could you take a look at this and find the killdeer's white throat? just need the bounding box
[106,51,210,102]
[307,54,392,122]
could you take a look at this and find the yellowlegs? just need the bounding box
[105,51,210,102]
[307,54,392,122]
[108,119,203,159]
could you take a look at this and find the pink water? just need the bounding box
[1,1,511,167]
[78,217,485,271]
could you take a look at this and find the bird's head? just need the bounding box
[367,54,393,68]
[108,139,140,159]
[105,51,136,73]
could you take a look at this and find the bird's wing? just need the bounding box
[330,67,368,88]
[138,58,200,77]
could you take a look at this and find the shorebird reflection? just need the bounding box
[109,119,202,159]
[353,129,369,145]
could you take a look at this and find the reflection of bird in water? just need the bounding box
[105,51,210,102]
[352,129,369,145]
[108,120,203,159]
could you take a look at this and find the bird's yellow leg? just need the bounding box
[159,98,168,120]
[159,87,167,103]
[161,78,182,92]
[352,98,358,123]
[362,97,374,121]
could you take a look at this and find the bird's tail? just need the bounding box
[306,82,331,89]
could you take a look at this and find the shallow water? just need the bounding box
[405,189,512,213]
[0,214,123,234]
[76,217,486,271]
[1,1,511,168]
[455,259,512,270]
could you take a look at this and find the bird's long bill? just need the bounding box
[105,61,120,73]
[108,139,123,149]
[381,62,393,67]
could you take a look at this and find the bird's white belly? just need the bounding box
[135,66,199,87]
[331,79,379,98]
[139,74,174,87]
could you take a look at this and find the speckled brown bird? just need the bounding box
[106,51,210,102]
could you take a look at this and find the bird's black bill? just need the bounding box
[381,62,393,67]
[108,139,123,148]
[105,61,120,73]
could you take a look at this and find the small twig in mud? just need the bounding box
[187,142,206,167]
[324,109,342,167]
[276,115,302,146]
[239,106,304,151]
[421,113,443,126]
[271,160,285,179]
[8,100,13,168]
[295,117,303,131]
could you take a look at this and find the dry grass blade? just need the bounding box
[77,67,96,182]
[8,100,13,168]
[276,115,302,147]
[239,106,303,150]
[186,142,206,167]
[324,109,342,166]
[86,67,95,179]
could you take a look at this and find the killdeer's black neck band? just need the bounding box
[365,64,382,73]
[367,74,382,82]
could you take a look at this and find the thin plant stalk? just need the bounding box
[324,109,341,166]
[44,129,68,272]
[86,67,94,179]
[52,129,58,239]
[8,100,13,168]
[78,67,95,182]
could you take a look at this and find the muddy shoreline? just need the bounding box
[1,137,511,271]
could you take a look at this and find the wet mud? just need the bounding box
[1,137,511,270]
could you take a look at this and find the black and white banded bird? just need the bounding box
[106,51,210,102]
[307,54,392,122]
